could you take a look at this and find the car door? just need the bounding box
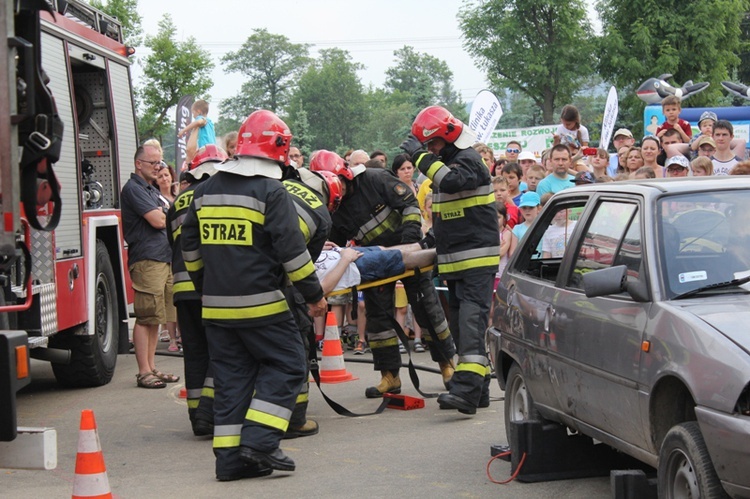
[553,198,652,449]
[503,198,587,415]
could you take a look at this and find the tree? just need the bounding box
[288,48,365,151]
[220,29,311,117]
[385,46,464,114]
[288,105,315,158]
[459,0,594,123]
[137,15,213,142]
[90,0,142,46]
[597,0,748,123]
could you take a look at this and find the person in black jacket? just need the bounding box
[401,106,500,415]
[182,111,327,480]
[311,150,456,399]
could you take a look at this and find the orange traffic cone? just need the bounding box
[319,311,357,383]
[72,409,112,499]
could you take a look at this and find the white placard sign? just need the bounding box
[469,90,503,143]
[599,86,619,151]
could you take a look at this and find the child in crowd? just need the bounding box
[634,166,656,179]
[497,204,517,279]
[656,96,691,143]
[178,99,216,162]
[689,111,717,155]
[690,156,713,177]
[590,148,610,178]
[525,164,546,192]
[501,162,525,205]
[553,105,589,148]
[492,176,521,228]
[512,191,541,243]
[542,207,577,258]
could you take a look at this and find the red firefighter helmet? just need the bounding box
[309,149,353,181]
[187,144,227,180]
[411,105,474,149]
[314,170,344,212]
[235,110,293,164]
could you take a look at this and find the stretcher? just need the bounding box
[325,265,435,297]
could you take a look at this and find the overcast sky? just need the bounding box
[133,0,491,120]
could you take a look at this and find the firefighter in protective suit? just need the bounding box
[181,110,327,480]
[310,150,456,398]
[167,144,227,437]
[400,106,500,415]
[281,162,343,439]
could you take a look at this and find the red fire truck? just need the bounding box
[1,0,137,468]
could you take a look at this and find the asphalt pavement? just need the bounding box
[4,342,611,498]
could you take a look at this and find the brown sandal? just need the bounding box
[152,369,180,383]
[136,372,166,389]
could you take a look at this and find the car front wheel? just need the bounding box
[504,363,541,444]
[657,421,727,499]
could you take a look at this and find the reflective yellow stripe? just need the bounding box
[296,392,309,404]
[203,299,289,320]
[298,217,311,243]
[199,220,253,246]
[245,409,290,432]
[198,206,265,225]
[402,213,421,224]
[187,399,199,409]
[201,387,215,399]
[287,260,316,283]
[172,225,182,239]
[213,435,240,448]
[173,281,195,293]
[284,180,323,209]
[425,159,446,180]
[485,365,492,376]
[433,193,495,214]
[185,259,203,272]
[439,255,500,274]
[362,210,401,244]
[368,337,400,349]
[456,362,487,377]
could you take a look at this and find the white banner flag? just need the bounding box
[599,86,619,150]
[469,90,503,143]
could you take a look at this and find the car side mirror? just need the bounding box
[583,265,628,298]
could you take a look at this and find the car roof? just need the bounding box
[558,176,750,201]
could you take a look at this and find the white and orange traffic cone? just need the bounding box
[319,311,357,383]
[72,409,112,499]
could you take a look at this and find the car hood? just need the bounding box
[672,296,750,353]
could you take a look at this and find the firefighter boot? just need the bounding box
[364,371,401,399]
[283,419,319,439]
[478,375,491,408]
[241,447,296,472]
[439,361,455,391]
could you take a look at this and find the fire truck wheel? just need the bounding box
[50,242,118,387]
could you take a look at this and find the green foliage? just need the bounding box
[89,0,142,46]
[288,106,315,158]
[385,46,463,112]
[459,0,594,123]
[596,0,749,120]
[137,15,213,142]
[288,48,365,151]
[220,29,311,116]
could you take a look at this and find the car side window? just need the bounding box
[568,201,639,290]
[513,201,586,283]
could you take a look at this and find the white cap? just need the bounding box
[517,151,536,162]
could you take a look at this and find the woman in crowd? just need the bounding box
[640,136,664,178]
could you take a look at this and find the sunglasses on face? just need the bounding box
[506,148,521,154]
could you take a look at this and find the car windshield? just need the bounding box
[659,189,750,299]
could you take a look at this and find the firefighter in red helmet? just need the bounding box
[311,149,457,399]
[181,110,327,479]
[400,106,499,415]
[167,144,227,437]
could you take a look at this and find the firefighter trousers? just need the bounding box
[446,272,494,406]
[364,270,455,372]
[283,286,313,429]
[206,317,305,476]
[176,300,213,426]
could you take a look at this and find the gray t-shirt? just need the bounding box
[121,173,171,266]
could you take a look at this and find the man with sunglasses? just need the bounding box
[505,140,522,163]
[121,143,179,389]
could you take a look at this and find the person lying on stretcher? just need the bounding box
[314,241,437,295]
